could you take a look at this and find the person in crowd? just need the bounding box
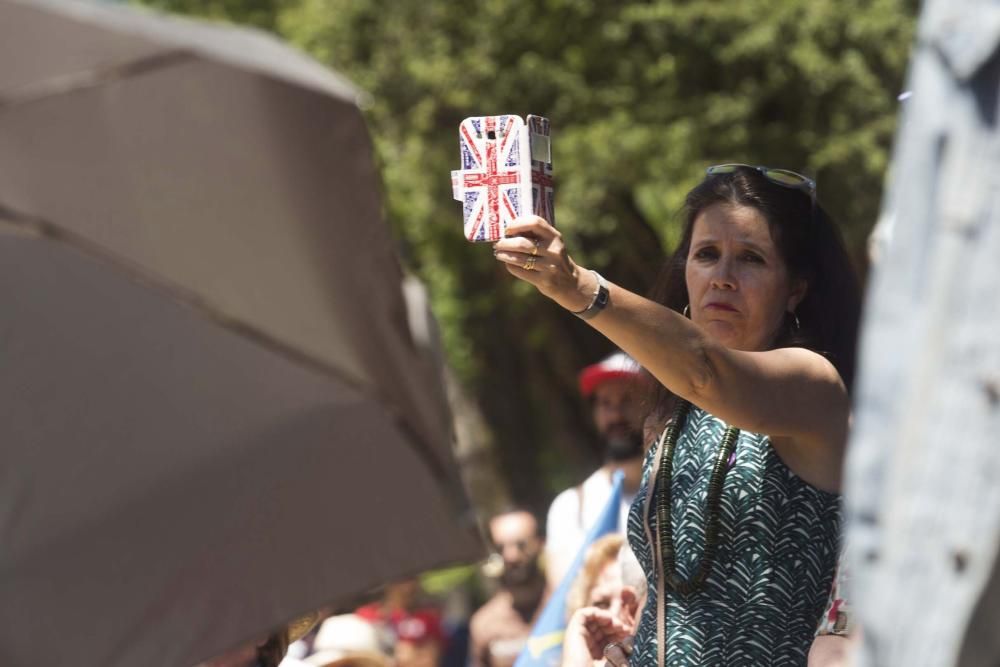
[494,163,861,664]
[355,579,443,653]
[304,613,391,667]
[561,537,646,667]
[808,552,855,666]
[545,352,646,588]
[394,612,447,667]
[470,509,548,667]
[198,613,321,667]
[565,535,634,620]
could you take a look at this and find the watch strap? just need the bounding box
[573,271,610,320]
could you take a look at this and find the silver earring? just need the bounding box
[683,304,690,318]
[790,311,801,331]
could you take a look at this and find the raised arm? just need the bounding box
[494,216,848,492]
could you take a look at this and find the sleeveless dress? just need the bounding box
[626,405,840,666]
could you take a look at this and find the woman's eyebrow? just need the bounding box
[692,237,771,255]
[739,240,771,255]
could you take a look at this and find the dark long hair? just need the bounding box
[647,166,862,424]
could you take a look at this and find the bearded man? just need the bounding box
[470,510,547,667]
[544,353,645,589]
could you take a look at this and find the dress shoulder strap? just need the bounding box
[642,421,673,667]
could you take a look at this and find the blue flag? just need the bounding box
[514,470,625,667]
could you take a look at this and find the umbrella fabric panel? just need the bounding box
[0,234,481,667]
[0,0,164,97]
[0,3,482,664]
[0,2,461,497]
[0,60,438,449]
[0,0,359,103]
[0,60,379,389]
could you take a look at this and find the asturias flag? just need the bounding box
[514,470,625,667]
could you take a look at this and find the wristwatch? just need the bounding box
[573,270,610,320]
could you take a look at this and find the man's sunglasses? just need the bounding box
[706,163,816,194]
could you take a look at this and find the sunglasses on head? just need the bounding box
[706,163,816,194]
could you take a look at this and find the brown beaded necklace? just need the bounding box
[654,399,740,596]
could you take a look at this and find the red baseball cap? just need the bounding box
[394,610,444,645]
[578,352,642,397]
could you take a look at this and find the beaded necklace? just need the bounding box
[654,399,740,596]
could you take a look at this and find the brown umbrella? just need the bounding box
[0,1,482,665]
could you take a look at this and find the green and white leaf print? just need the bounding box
[627,406,840,666]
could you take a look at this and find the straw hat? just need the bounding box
[288,611,324,643]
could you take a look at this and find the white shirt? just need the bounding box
[544,468,635,587]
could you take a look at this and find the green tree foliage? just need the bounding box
[140,0,282,30]
[138,0,917,510]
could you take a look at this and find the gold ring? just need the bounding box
[531,240,540,256]
[524,256,537,271]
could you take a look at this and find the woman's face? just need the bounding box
[587,560,623,611]
[685,202,805,352]
[587,559,640,630]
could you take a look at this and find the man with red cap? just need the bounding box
[544,352,646,589]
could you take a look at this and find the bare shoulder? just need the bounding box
[470,593,506,630]
[757,347,850,416]
[766,347,847,389]
[715,346,849,434]
[765,349,849,492]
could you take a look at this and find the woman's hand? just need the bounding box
[493,216,596,313]
[561,607,634,667]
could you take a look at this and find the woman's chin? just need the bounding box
[702,321,743,347]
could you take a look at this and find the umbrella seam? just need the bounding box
[0,50,196,110]
[0,201,458,491]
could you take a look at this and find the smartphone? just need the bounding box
[451,114,553,242]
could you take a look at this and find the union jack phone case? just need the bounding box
[451,114,553,242]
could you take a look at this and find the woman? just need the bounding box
[565,534,629,619]
[493,164,860,665]
[562,536,646,667]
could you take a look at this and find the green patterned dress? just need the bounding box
[627,405,840,666]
